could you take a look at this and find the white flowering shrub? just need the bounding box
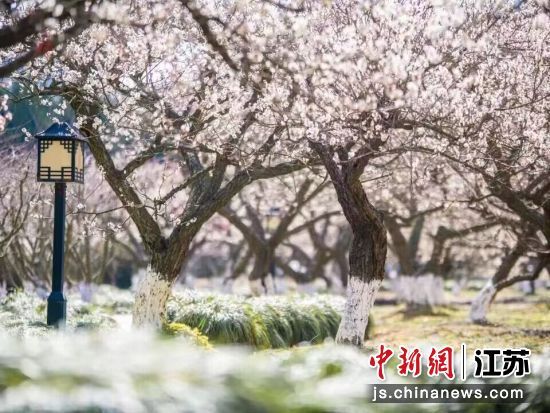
[0,290,118,337]
[81,284,135,314]
[0,287,353,347]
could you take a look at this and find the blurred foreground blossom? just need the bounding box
[0,330,548,413]
[0,331,379,413]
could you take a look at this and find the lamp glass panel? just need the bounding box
[39,139,74,181]
[75,141,84,181]
[266,216,281,232]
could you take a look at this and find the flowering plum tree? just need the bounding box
[282,0,547,344]
[0,1,124,132]
[7,0,547,344]
[21,0,316,326]
[219,175,339,294]
[381,1,550,322]
[278,214,351,290]
[0,0,110,78]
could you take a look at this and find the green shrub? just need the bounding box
[162,322,211,348]
[166,292,359,348]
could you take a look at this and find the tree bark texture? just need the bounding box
[311,140,387,347]
[470,241,526,324]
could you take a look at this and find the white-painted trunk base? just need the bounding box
[249,278,264,296]
[221,279,235,294]
[249,276,276,296]
[296,281,317,294]
[132,268,173,328]
[336,278,381,346]
[393,274,446,308]
[470,281,496,324]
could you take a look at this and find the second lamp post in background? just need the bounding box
[265,206,281,292]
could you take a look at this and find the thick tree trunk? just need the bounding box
[336,256,349,288]
[394,273,446,312]
[469,243,524,324]
[336,224,386,346]
[387,216,444,312]
[310,140,387,347]
[248,247,274,295]
[334,227,352,288]
[471,254,549,324]
[386,216,415,275]
[337,276,381,345]
[0,257,23,291]
[132,241,190,327]
[132,267,173,327]
[408,216,425,261]
[425,227,447,274]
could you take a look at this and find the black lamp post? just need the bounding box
[35,122,87,327]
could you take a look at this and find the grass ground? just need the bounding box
[370,288,549,352]
[1,284,548,352]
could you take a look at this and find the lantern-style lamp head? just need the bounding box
[265,206,282,234]
[35,122,87,184]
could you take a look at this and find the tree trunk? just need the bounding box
[469,243,524,324]
[425,226,447,274]
[408,216,425,261]
[311,140,387,348]
[132,241,190,327]
[387,216,444,312]
[471,254,549,324]
[394,273,446,313]
[132,267,173,327]
[469,280,497,324]
[0,257,23,291]
[337,277,381,344]
[248,247,274,295]
[334,226,352,288]
[336,223,386,346]
[334,251,349,288]
[386,216,415,275]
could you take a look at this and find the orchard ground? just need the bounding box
[2,280,547,353]
[371,293,549,352]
